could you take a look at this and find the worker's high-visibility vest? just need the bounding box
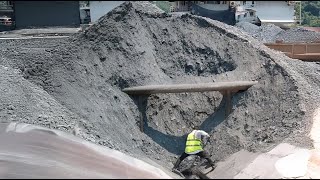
[185,130,203,154]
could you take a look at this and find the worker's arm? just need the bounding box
[197,130,210,138]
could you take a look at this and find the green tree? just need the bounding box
[296,1,320,26]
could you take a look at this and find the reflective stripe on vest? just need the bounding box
[185,130,203,153]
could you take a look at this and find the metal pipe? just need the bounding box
[122,81,258,95]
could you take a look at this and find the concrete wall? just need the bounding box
[198,4,229,11]
[235,1,295,25]
[90,1,124,22]
[0,25,14,31]
[235,10,257,23]
[191,3,235,25]
[172,1,229,12]
[255,1,294,22]
[237,1,295,22]
[14,1,80,28]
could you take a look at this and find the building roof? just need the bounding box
[259,19,295,23]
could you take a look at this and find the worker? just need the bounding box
[172,125,215,171]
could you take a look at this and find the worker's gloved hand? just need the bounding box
[202,136,211,146]
[210,160,216,169]
[211,163,216,169]
[205,161,215,169]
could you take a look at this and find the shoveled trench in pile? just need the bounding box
[0,1,316,169]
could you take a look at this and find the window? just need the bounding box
[244,13,247,17]
[243,1,246,5]
[238,15,241,19]
[250,11,254,16]
[252,1,254,4]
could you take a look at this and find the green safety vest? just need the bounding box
[185,130,203,154]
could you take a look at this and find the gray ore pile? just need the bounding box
[0,1,319,169]
[236,21,320,43]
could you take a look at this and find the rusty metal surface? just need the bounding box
[302,27,320,33]
[265,43,320,61]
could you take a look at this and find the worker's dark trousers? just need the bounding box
[173,150,214,169]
